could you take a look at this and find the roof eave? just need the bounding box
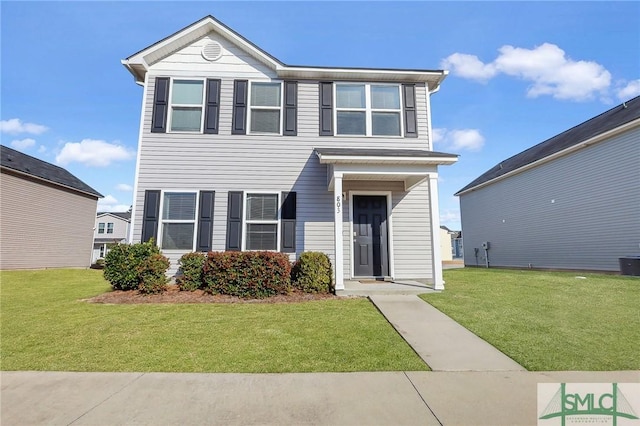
[316,153,458,166]
[1,166,103,199]
[277,67,447,88]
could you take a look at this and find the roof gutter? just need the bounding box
[455,116,640,196]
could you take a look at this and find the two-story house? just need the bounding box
[92,211,131,263]
[122,15,457,290]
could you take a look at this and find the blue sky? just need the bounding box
[2,1,639,229]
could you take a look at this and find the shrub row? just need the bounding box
[103,240,169,294]
[176,250,333,298]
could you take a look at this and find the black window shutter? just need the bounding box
[151,77,170,133]
[283,81,298,136]
[196,191,215,252]
[280,191,296,253]
[141,190,161,243]
[226,191,243,251]
[204,79,221,134]
[319,82,333,136]
[232,80,248,135]
[403,84,418,138]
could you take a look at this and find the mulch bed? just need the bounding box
[85,284,341,304]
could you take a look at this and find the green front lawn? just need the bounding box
[421,268,639,371]
[1,269,427,373]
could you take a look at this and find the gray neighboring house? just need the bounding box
[1,145,103,269]
[122,15,458,290]
[456,96,640,272]
[92,211,131,263]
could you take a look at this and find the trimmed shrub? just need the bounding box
[203,251,291,298]
[176,252,206,291]
[291,251,334,294]
[137,253,170,294]
[103,240,164,291]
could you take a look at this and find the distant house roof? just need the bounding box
[1,145,103,198]
[456,96,640,195]
[97,211,131,221]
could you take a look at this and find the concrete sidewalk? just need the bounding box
[2,370,638,425]
[370,295,525,371]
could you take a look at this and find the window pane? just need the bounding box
[107,223,114,234]
[337,111,366,135]
[336,84,365,108]
[172,80,203,104]
[246,194,278,220]
[372,112,401,136]
[162,223,194,250]
[98,223,105,234]
[371,85,400,109]
[246,224,277,250]
[251,83,280,107]
[250,110,280,133]
[163,193,196,220]
[171,107,202,132]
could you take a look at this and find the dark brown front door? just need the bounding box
[353,195,389,277]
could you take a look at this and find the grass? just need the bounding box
[420,268,640,371]
[1,269,427,373]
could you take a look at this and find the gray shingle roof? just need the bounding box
[1,145,103,198]
[97,211,131,221]
[456,96,640,195]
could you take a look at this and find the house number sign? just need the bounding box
[336,195,341,214]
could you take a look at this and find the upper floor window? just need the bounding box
[107,223,114,234]
[98,222,105,234]
[249,82,282,134]
[335,83,402,136]
[160,192,197,250]
[169,80,204,132]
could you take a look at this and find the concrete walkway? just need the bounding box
[2,370,638,425]
[370,295,525,371]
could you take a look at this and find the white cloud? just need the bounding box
[97,194,130,212]
[10,138,36,150]
[440,209,461,225]
[0,118,48,135]
[38,145,47,154]
[56,139,135,167]
[116,183,133,192]
[442,43,611,101]
[433,128,485,152]
[616,80,640,100]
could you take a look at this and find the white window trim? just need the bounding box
[157,190,200,252]
[167,78,206,134]
[98,222,105,234]
[241,191,281,251]
[334,83,404,137]
[247,81,283,135]
[106,223,114,234]
[348,190,395,279]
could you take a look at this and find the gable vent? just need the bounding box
[202,41,222,61]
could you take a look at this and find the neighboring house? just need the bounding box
[92,211,131,263]
[440,226,454,262]
[0,145,102,269]
[122,16,458,290]
[456,96,640,272]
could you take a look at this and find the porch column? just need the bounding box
[428,173,445,290]
[333,172,344,290]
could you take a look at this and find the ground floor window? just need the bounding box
[244,193,279,250]
[160,192,197,250]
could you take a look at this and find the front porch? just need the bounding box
[338,279,438,297]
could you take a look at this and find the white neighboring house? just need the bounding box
[92,212,131,263]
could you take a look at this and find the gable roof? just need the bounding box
[1,145,103,198]
[97,211,131,221]
[122,15,447,90]
[456,96,640,195]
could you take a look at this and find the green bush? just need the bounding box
[203,251,291,298]
[176,252,206,291]
[291,252,334,294]
[103,240,164,291]
[137,253,170,294]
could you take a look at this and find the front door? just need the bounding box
[353,195,389,277]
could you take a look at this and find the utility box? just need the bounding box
[619,256,640,276]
